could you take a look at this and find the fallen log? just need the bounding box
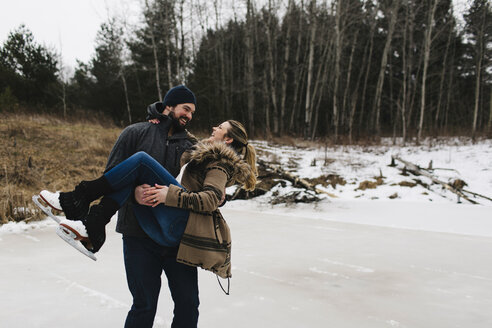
[256,159,337,198]
[391,156,479,204]
[461,189,492,203]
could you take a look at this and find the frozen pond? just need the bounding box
[1,201,491,328]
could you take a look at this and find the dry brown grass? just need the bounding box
[0,112,122,224]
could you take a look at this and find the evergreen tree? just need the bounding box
[0,25,58,108]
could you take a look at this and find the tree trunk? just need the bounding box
[371,0,400,136]
[162,2,173,90]
[214,0,227,120]
[304,0,317,139]
[417,0,439,144]
[263,69,271,137]
[310,24,334,140]
[399,3,410,144]
[178,0,185,83]
[331,0,342,141]
[289,0,305,132]
[120,70,132,124]
[279,0,294,134]
[407,46,424,135]
[348,37,368,143]
[358,11,376,133]
[245,0,255,136]
[435,22,453,131]
[472,7,486,141]
[146,0,164,100]
[265,0,279,135]
[174,25,180,83]
[444,60,454,132]
[342,30,358,131]
[190,1,196,63]
[61,81,67,119]
[488,86,492,134]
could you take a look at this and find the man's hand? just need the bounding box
[135,184,153,206]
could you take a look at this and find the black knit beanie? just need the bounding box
[163,85,196,107]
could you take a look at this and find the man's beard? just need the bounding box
[169,111,188,132]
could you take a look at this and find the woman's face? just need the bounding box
[209,121,232,143]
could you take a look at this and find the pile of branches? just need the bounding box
[229,159,338,204]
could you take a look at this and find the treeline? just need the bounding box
[0,0,491,142]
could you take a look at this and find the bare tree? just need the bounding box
[245,0,255,136]
[279,0,294,134]
[488,86,492,134]
[471,3,487,140]
[348,35,369,143]
[434,18,453,131]
[332,0,342,141]
[120,68,132,123]
[358,4,377,133]
[264,0,280,134]
[417,0,439,144]
[289,0,306,132]
[310,6,335,140]
[371,0,400,136]
[145,0,164,99]
[57,35,68,119]
[341,30,358,132]
[304,0,317,139]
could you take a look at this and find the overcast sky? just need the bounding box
[0,0,141,69]
[0,0,470,71]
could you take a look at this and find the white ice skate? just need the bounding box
[32,192,97,261]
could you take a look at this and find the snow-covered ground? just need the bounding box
[249,138,492,204]
[1,139,491,327]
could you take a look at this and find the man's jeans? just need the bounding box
[123,235,199,328]
[103,151,189,246]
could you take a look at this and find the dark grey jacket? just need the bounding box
[105,104,197,237]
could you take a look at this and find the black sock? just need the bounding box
[96,197,120,223]
[84,197,119,253]
[79,176,113,203]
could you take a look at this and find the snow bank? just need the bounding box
[251,138,492,204]
[0,219,54,235]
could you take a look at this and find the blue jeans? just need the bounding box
[103,151,190,246]
[123,235,199,328]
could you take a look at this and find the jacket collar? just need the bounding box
[190,141,255,185]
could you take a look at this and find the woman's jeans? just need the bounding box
[104,151,189,246]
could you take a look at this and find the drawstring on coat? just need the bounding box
[216,275,230,295]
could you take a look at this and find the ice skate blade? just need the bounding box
[56,226,97,261]
[32,195,61,224]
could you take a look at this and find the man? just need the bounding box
[104,85,199,328]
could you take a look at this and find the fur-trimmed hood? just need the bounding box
[188,141,255,188]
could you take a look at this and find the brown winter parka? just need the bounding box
[165,141,255,278]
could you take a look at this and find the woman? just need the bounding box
[39,120,257,279]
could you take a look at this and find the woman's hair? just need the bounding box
[225,120,258,191]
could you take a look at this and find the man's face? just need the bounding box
[170,103,195,127]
